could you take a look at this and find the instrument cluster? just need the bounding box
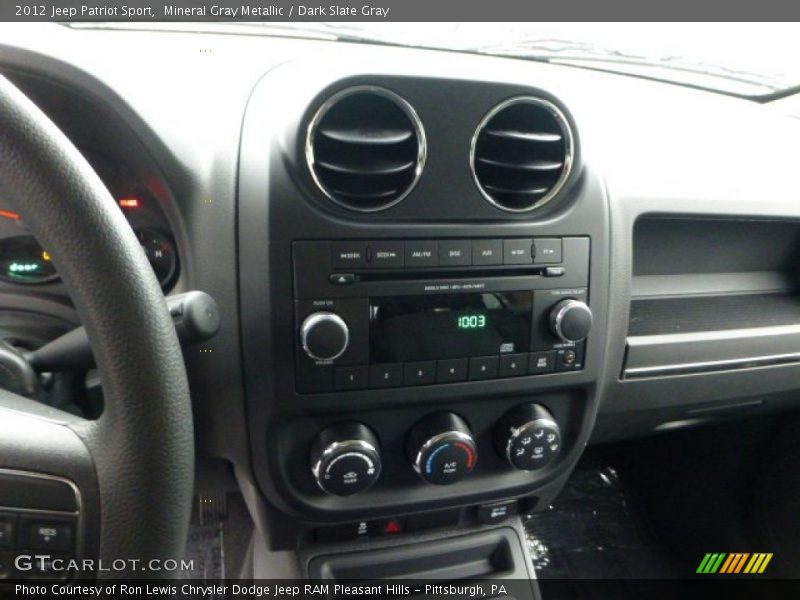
[0,149,179,292]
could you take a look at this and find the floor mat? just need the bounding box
[525,466,677,580]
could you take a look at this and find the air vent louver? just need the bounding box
[471,97,573,212]
[306,87,425,212]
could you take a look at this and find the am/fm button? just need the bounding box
[405,241,438,267]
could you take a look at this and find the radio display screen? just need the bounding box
[369,292,532,362]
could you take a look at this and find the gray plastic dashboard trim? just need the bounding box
[624,324,800,379]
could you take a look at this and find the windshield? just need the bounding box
[80,22,800,98]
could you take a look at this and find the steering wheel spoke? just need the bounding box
[0,389,100,579]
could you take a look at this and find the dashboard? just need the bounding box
[2,23,800,558]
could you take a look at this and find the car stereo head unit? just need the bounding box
[293,237,591,393]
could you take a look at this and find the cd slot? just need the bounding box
[357,266,545,282]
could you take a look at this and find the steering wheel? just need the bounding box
[0,75,193,577]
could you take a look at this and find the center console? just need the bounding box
[236,59,610,552]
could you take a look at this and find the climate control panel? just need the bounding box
[309,404,561,497]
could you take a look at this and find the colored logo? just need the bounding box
[697,553,773,574]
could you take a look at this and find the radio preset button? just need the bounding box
[331,242,368,269]
[405,241,438,267]
[335,366,369,390]
[472,239,503,266]
[469,356,499,380]
[369,241,405,268]
[438,240,472,267]
[529,351,557,374]
[498,353,528,377]
[533,238,562,264]
[436,358,468,383]
[369,364,403,388]
[404,361,437,386]
[503,239,534,265]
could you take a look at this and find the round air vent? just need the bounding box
[471,97,574,213]
[306,86,426,212]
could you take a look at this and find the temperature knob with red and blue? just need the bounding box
[406,412,478,485]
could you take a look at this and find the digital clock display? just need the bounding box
[370,292,532,362]
[457,314,487,329]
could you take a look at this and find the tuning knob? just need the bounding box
[549,299,592,343]
[310,422,382,496]
[495,404,561,471]
[300,311,349,361]
[406,412,477,485]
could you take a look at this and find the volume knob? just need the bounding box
[300,312,349,361]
